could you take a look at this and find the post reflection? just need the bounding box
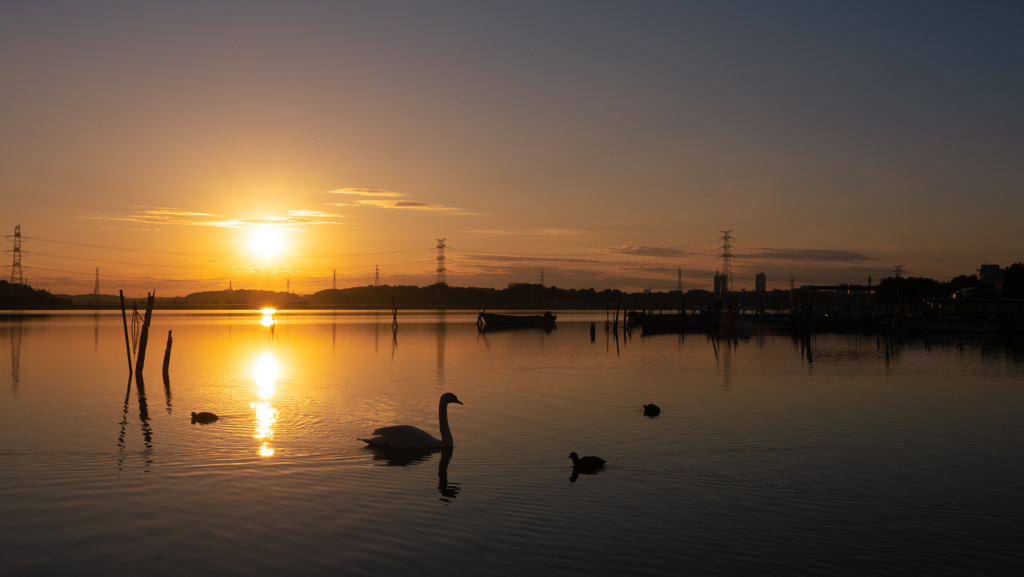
[9,319,22,397]
[252,353,279,457]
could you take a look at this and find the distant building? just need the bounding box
[755,273,766,293]
[713,271,728,299]
[977,264,1004,290]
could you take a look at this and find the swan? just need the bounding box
[360,393,463,449]
[643,403,661,416]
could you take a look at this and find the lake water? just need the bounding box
[1,310,1023,576]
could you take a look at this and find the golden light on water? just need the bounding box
[260,307,277,327]
[252,353,280,457]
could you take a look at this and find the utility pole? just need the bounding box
[5,224,24,285]
[720,230,734,294]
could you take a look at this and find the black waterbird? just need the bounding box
[643,404,661,416]
[191,411,218,424]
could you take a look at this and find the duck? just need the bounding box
[191,411,218,424]
[360,393,463,449]
[643,403,661,416]
[568,452,606,472]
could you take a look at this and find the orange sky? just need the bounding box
[3,2,1022,296]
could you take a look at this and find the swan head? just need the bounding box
[568,452,579,462]
[441,392,463,405]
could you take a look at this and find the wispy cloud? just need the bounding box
[91,206,343,229]
[463,254,604,264]
[287,209,343,217]
[470,228,585,236]
[357,199,457,211]
[328,188,402,197]
[601,245,692,257]
[739,249,878,263]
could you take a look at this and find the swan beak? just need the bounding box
[453,399,463,405]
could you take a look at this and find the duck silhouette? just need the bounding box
[191,411,218,424]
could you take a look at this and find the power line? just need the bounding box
[30,236,432,258]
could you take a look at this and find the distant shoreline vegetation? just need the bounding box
[1,263,1021,311]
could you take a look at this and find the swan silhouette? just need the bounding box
[361,393,463,449]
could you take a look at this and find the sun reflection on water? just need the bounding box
[251,353,279,457]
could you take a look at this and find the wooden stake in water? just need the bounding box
[119,290,132,377]
[134,291,155,380]
[162,330,173,376]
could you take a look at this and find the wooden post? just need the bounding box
[134,291,155,380]
[162,330,173,376]
[119,290,133,377]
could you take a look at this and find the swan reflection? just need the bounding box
[251,353,279,457]
[366,447,461,502]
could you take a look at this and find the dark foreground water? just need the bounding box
[1,310,1023,576]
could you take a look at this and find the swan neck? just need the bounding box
[438,401,452,444]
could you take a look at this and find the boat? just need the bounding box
[636,312,712,333]
[478,311,556,327]
[898,316,999,333]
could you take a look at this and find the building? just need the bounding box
[755,273,766,293]
[713,271,728,299]
[977,264,1004,289]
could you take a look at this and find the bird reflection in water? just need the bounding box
[367,447,461,503]
[251,353,279,457]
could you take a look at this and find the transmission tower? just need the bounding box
[720,230,734,294]
[540,268,545,286]
[891,264,905,278]
[229,279,233,291]
[677,268,683,292]
[435,239,447,285]
[286,278,290,293]
[333,269,337,290]
[5,224,24,285]
[375,265,380,287]
[93,268,100,296]
[790,275,795,293]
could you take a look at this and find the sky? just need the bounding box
[2,1,1023,296]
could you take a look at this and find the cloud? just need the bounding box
[91,206,343,229]
[601,245,692,257]
[463,254,604,264]
[287,209,343,218]
[739,249,878,263]
[623,266,713,276]
[328,188,402,197]
[357,199,457,211]
[469,229,585,236]
[140,208,219,217]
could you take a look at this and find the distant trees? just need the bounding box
[0,280,70,308]
[1003,262,1024,298]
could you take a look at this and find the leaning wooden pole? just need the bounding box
[134,291,156,380]
[119,290,133,377]
[162,330,173,376]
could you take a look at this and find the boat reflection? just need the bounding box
[251,353,279,457]
[366,447,461,502]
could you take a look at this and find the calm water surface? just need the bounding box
[1,311,1023,576]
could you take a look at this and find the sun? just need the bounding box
[251,228,283,257]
